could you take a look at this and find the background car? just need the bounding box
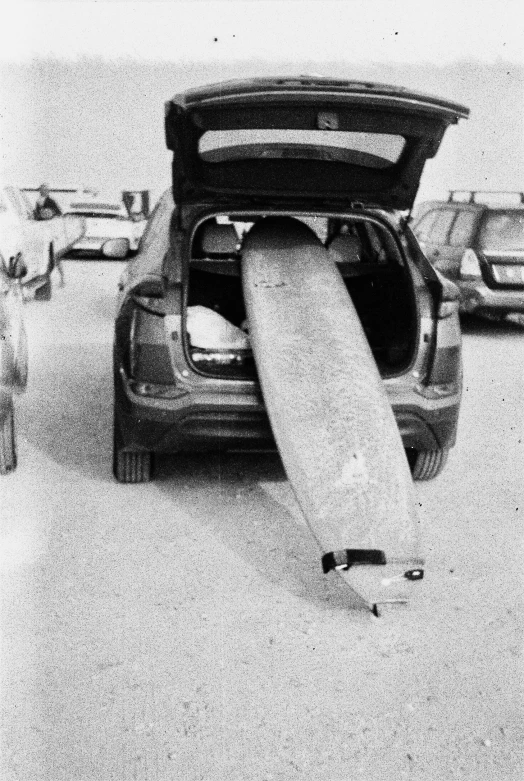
[113,76,469,483]
[0,251,28,474]
[0,182,84,300]
[411,190,524,318]
[65,197,146,257]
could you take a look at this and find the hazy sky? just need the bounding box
[2,0,523,65]
[1,1,523,198]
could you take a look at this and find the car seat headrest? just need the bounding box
[327,234,362,264]
[199,222,239,256]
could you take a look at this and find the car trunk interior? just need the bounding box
[185,212,417,380]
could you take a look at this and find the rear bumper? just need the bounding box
[458,280,524,313]
[115,366,460,454]
[71,234,138,254]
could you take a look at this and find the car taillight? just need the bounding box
[129,380,188,399]
[423,274,462,388]
[437,298,459,319]
[128,303,177,386]
[128,309,138,376]
[414,381,460,400]
[436,277,460,319]
[459,248,482,280]
[131,279,165,314]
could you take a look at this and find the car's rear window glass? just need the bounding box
[199,130,406,169]
[413,210,439,242]
[5,187,29,218]
[448,210,477,246]
[428,209,456,244]
[478,211,524,251]
[191,214,403,268]
[19,189,35,218]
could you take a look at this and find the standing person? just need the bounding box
[33,185,65,286]
[33,184,62,220]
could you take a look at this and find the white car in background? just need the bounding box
[65,198,147,257]
[0,183,84,300]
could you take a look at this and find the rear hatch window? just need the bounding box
[200,129,406,170]
[478,211,524,251]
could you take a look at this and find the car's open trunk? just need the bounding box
[185,212,418,380]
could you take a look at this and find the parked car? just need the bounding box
[65,198,146,257]
[0,183,84,300]
[0,251,28,474]
[411,191,524,317]
[112,76,469,483]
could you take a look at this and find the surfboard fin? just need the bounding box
[323,551,425,614]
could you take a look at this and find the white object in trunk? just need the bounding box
[186,306,250,350]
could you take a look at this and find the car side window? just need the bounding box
[5,186,33,219]
[428,209,456,245]
[413,210,439,242]
[448,210,477,247]
[18,189,36,219]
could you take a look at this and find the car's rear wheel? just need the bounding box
[407,447,449,480]
[112,417,153,483]
[0,404,17,475]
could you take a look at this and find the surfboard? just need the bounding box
[241,217,424,613]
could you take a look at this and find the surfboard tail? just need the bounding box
[323,549,425,613]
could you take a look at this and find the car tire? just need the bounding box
[0,403,17,475]
[34,277,52,301]
[112,418,153,483]
[407,448,449,481]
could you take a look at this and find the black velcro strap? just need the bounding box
[322,549,387,574]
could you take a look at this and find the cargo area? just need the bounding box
[186,213,418,380]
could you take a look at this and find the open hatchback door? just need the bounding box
[165,76,469,211]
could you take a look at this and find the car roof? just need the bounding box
[423,202,524,211]
[417,191,524,210]
[170,76,469,119]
